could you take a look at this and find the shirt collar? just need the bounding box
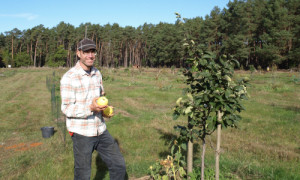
[75,61,96,76]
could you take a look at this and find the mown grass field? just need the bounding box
[0,67,299,180]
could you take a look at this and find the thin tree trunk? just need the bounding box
[129,45,132,67]
[34,39,38,67]
[99,43,103,66]
[187,139,193,175]
[215,111,223,180]
[39,51,42,67]
[67,48,70,67]
[111,51,114,67]
[124,45,128,67]
[19,43,22,53]
[30,41,33,64]
[201,138,206,180]
[132,46,135,66]
[11,36,14,61]
[27,43,29,54]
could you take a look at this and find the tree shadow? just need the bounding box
[154,128,200,159]
[279,105,300,114]
[154,128,177,158]
[93,138,129,180]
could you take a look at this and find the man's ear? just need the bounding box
[76,50,81,58]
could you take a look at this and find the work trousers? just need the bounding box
[72,130,126,180]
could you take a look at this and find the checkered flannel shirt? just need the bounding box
[60,61,106,137]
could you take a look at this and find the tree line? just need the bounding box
[0,0,299,69]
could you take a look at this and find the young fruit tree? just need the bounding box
[173,39,249,179]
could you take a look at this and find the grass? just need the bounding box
[0,67,299,179]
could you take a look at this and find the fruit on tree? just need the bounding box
[224,75,232,82]
[243,77,250,82]
[97,96,108,106]
[176,97,182,106]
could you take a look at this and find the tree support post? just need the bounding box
[187,139,193,176]
[215,111,223,180]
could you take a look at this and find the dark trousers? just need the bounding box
[72,130,126,180]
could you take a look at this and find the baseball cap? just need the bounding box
[77,38,96,51]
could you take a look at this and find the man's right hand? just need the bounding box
[90,97,107,113]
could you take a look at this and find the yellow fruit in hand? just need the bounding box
[97,96,108,106]
[103,106,113,116]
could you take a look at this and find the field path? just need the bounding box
[0,69,53,176]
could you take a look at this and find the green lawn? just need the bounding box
[0,68,299,179]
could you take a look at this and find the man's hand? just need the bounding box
[90,97,107,113]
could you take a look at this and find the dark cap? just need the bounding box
[77,38,96,51]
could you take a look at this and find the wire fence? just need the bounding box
[46,71,66,144]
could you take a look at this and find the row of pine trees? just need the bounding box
[0,0,299,69]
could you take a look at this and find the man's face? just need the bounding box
[77,49,97,70]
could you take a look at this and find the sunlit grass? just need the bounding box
[0,68,299,179]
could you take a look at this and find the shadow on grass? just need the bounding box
[155,128,200,159]
[94,138,129,180]
[94,154,109,180]
[269,103,300,115]
[281,105,300,114]
[155,128,177,158]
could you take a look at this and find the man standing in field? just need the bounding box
[60,38,126,180]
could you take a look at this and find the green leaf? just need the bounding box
[175,152,182,160]
[187,93,193,101]
[179,167,186,176]
[231,59,240,68]
[207,120,216,132]
[209,102,216,108]
[171,145,175,155]
[162,175,168,180]
[181,143,187,151]
[181,128,188,136]
[203,94,209,101]
[173,112,180,120]
[225,104,232,112]
[189,120,196,126]
[203,54,213,59]
[189,112,194,118]
[200,59,207,66]
[225,90,232,99]
[185,106,193,114]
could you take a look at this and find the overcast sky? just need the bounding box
[0,0,230,34]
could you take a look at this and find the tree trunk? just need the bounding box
[67,48,71,67]
[201,138,206,180]
[27,43,29,54]
[39,51,42,67]
[98,42,103,66]
[215,111,223,180]
[187,139,193,176]
[19,43,22,53]
[34,39,38,67]
[124,45,128,68]
[11,36,14,61]
[30,41,33,64]
[129,45,132,67]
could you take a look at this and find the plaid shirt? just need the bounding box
[60,61,106,137]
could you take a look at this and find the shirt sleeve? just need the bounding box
[60,75,93,118]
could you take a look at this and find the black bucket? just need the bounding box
[41,127,54,138]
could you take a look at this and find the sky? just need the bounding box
[0,0,230,34]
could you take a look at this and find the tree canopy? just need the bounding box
[0,0,299,69]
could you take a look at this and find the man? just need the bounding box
[60,38,126,180]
